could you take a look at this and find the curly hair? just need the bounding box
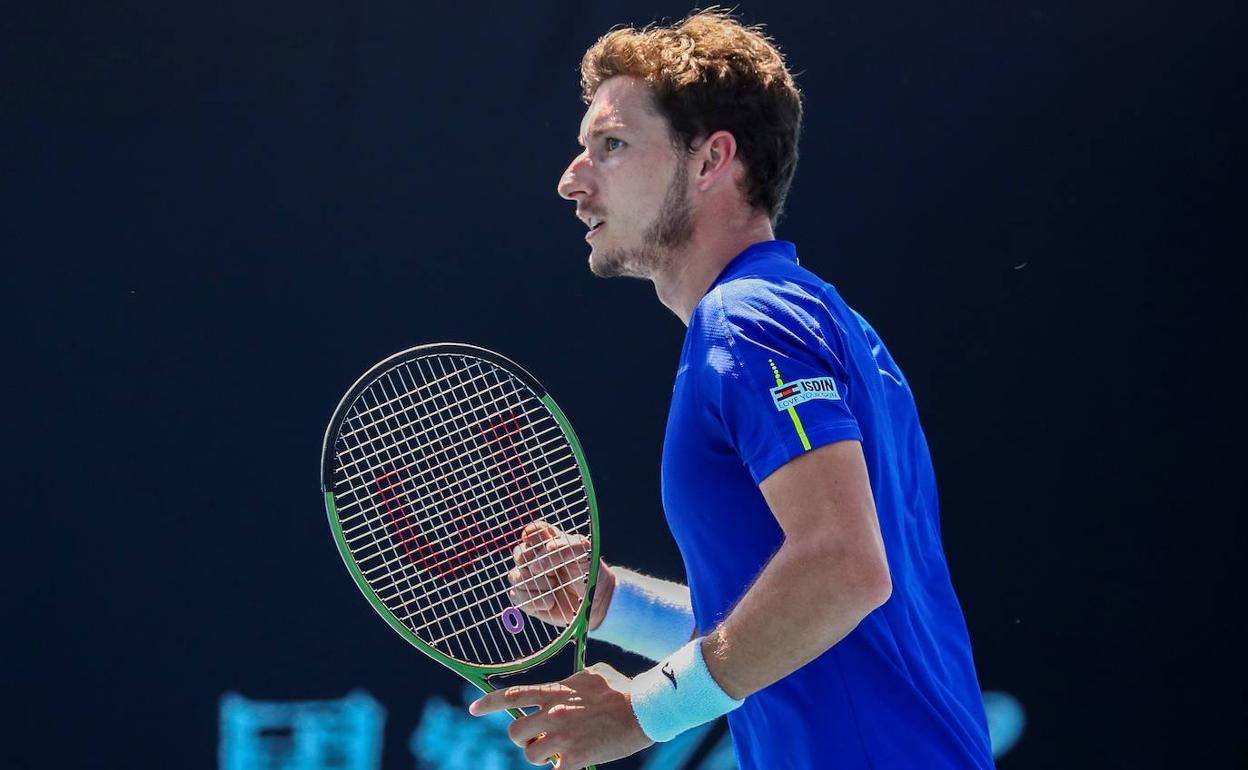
[580,8,803,223]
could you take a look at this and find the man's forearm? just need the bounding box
[589,563,697,662]
[702,536,892,700]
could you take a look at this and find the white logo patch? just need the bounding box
[771,377,842,411]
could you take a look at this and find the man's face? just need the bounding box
[557,76,694,279]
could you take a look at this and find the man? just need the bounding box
[470,10,995,770]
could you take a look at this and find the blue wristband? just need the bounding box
[627,638,744,742]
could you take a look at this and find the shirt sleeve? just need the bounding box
[702,283,863,485]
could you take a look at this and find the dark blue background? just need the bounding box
[5,1,1242,767]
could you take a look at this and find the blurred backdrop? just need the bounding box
[4,1,1243,768]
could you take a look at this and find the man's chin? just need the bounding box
[588,242,659,280]
[588,247,624,279]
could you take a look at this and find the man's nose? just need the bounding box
[557,151,592,201]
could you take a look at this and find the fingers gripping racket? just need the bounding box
[321,343,600,768]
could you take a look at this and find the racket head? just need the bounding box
[321,343,600,682]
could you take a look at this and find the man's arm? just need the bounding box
[701,438,892,699]
[566,439,886,680]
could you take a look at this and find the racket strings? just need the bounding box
[331,354,591,667]
[420,548,593,644]
[335,360,510,665]
[344,358,550,664]
[334,358,481,443]
[365,479,586,600]
[365,362,575,581]
[333,366,532,488]
[334,399,567,527]
[334,366,480,663]
[337,360,539,666]
[416,356,587,662]
[365,482,586,611]
[382,493,591,623]
[410,357,591,663]
[336,417,568,536]
[424,568,592,649]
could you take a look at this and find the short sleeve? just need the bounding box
[701,283,862,485]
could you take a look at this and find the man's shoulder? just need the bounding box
[692,270,834,347]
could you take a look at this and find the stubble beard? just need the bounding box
[589,161,693,281]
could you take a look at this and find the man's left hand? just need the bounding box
[469,663,654,769]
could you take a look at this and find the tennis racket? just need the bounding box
[321,343,600,768]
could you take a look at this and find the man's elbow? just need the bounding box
[861,558,892,612]
[840,550,892,615]
[790,536,892,616]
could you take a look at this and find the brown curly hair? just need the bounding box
[580,8,803,223]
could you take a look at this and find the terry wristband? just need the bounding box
[627,638,744,742]
[589,568,696,662]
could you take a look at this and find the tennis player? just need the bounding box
[470,10,995,769]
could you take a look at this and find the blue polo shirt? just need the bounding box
[661,240,994,769]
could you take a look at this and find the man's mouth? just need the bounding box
[585,216,605,241]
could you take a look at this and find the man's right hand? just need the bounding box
[508,521,616,630]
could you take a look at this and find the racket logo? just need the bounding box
[370,410,541,579]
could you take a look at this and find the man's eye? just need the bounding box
[604,137,624,151]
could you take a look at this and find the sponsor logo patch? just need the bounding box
[771,376,841,410]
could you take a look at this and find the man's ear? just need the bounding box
[693,130,739,192]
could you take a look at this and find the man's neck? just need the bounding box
[652,215,776,326]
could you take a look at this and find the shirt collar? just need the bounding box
[705,240,799,297]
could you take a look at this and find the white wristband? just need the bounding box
[627,638,744,742]
[589,568,696,662]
